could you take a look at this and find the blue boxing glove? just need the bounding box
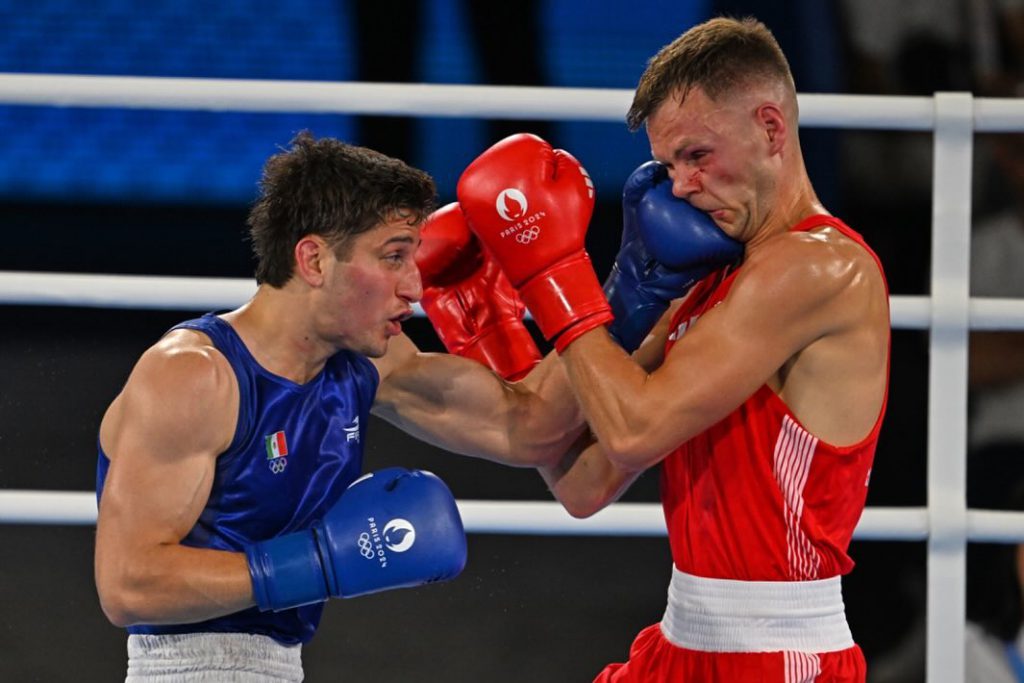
[604,161,743,352]
[246,468,467,611]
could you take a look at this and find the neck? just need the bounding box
[223,283,333,384]
[746,157,828,252]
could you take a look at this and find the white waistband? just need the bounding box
[660,567,854,653]
[126,632,303,682]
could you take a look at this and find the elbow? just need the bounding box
[560,496,606,520]
[97,586,140,628]
[601,432,662,471]
[553,480,623,519]
[96,566,151,627]
[103,608,136,629]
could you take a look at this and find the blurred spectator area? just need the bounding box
[0,0,709,205]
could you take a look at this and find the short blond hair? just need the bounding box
[626,16,796,131]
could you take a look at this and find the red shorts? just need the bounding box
[594,623,866,683]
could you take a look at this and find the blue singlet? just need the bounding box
[96,312,380,644]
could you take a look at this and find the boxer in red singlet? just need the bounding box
[523,16,890,682]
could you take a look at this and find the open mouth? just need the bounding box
[387,310,413,335]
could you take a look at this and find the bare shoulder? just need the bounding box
[138,329,236,401]
[101,328,238,461]
[734,227,884,320]
[738,228,889,444]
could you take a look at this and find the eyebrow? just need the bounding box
[673,142,699,158]
[382,234,416,247]
[650,146,686,167]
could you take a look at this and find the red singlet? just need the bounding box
[596,215,890,683]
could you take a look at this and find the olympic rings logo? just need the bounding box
[515,226,541,244]
[268,457,287,474]
[357,532,375,559]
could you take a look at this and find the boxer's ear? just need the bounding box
[295,235,329,287]
[756,102,787,156]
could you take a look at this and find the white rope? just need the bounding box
[0,271,257,310]
[3,272,1024,331]
[2,73,1024,131]
[968,510,1024,542]
[0,74,633,122]
[0,490,98,525]
[2,491,1020,543]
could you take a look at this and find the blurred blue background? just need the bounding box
[0,0,709,205]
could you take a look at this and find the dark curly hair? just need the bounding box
[247,131,436,287]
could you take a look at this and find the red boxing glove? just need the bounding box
[457,134,613,352]
[416,202,542,381]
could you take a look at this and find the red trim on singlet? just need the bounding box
[659,214,891,582]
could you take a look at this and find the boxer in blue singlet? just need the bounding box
[94,132,591,681]
[96,311,378,649]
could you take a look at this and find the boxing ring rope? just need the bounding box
[3,271,1024,330]
[2,75,1024,683]
[0,72,1020,131]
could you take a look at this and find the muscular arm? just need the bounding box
[373,295,680,510]
[538,431,644,518]
[95,333,252,627]
[559,231,884,470]
[535,302,679,515]
[371,334,586,467]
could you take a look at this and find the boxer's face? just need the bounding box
[647,85,778,242]
[318,215,422,357]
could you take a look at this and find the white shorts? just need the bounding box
[126,632,303,682]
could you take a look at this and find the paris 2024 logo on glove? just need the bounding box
[358,517,416,567]
[495,188,543,244]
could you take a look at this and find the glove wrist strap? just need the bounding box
[246,532,329,612]
[518,253,612,343]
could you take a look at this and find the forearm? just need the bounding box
[559,328,664,465]
[375,351,585,466]
[96,544,254,627]
[539,432,642,518]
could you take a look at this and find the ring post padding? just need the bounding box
[926,92,974,683]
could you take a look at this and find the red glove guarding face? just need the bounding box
[416,202,542,381]
[456,134,613,352]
